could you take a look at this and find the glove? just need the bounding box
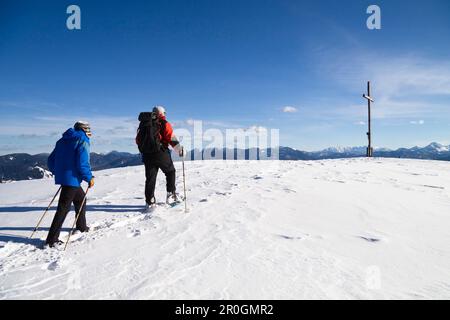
[89,177,95,188]
[174,144,185,158]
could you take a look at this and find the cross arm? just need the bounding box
[363,94,374,102]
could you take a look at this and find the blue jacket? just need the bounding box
[48,128,93,187]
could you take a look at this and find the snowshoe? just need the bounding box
[166,192,183,207]
[44,239,64,249]
[142,202,157,213]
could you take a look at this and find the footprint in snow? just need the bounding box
[215,191,231,196]
[276,234,304,240]
[47,261,60,271]
[127,229,141,238]
[422,185,444,190]
[139,213,153,221]
[358,235,382,243]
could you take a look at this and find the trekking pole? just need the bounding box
[182,148,188,213]
[30,186,62,239]
[64,186,90,251]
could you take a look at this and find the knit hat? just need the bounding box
[152,105,166,116]
[74,121,92,136]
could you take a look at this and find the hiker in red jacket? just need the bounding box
[136,106,184,212]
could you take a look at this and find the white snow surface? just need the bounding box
[1,158,450,300]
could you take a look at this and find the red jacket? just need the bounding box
[159,117,178,149]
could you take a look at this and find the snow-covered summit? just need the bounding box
[318,146,390,155]
[423,142,450,153]
[1,158,450,299]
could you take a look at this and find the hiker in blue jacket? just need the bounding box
[46,121,95,248]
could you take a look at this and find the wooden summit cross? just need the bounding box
[363,81,374,157]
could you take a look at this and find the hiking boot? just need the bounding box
[142,197,157,213]
[45,239,64,249]
[166,192,181,205]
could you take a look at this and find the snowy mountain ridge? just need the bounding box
[2,142,450,182]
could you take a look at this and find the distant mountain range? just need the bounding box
[0,151,142,183]
[279,142,450,161]
[1,143,450,182]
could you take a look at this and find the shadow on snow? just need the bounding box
[0,233,45,247]
[0,204,145,247]
[0,204,144,214]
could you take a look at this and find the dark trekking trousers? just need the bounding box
[46,186,88,245]
[143,149,176,205]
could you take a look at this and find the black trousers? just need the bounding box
[143,150,176,204]
[46,186,88,244]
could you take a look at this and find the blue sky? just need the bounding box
[1,0,449,154]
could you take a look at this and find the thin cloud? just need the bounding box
[282,106,298,113]
[1,114,272,154]
[186,119,196,126]
[313,43,450,121]
[245,125,268,133]
[0,100,64,112]
[173,119,242,129]
[1,115,139,154]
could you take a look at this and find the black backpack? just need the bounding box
[136,112,162,154]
